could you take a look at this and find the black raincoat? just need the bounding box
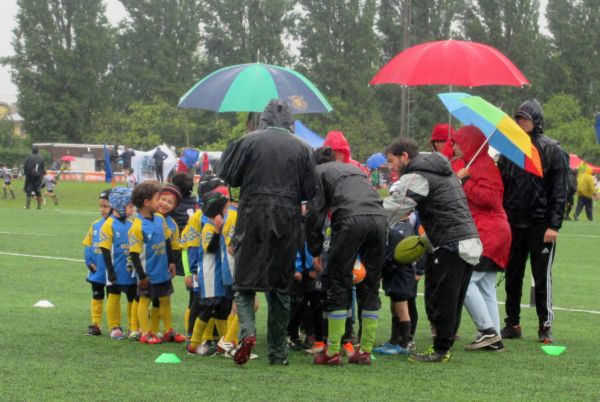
[218,100,316,292]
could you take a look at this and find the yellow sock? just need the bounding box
[129,300,139,332]
[184,307,190,334]
[224,314,239,344]
[158,296,172,332]
[106,293,121,329]
[215,319,228,337]
[201,318,216,343]
[91,299,103,327]
[150,307,160,334]
[137,297,151,334]
[190,318,208,349]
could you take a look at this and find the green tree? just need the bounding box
[201,0,295,68]
[3,0,114,143]
[544,94,600,163]
[112,0,203,106]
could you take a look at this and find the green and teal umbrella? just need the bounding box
[179,63,333,114]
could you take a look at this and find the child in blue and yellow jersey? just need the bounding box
[188,191,232,355]
[148,184,186,343]
[98,187,136,341]
[128,180,178,345]
[82,189,112,336]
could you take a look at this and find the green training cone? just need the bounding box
[541,345,566,356]
[155,353,182,364]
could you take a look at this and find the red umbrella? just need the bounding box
[370,40,529,87]
[61,155,76,162]
[570,154,600,173]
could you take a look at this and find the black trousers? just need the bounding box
[425,248,473,353]
[326,215,386,312]
[574,196,593,221]
[155,162,164,182]
[505,224,555,328]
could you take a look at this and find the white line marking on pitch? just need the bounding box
[561,234,600,239]
[0,251,83,263]
[0,231,54,236]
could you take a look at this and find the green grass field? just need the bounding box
[1,180,599,401]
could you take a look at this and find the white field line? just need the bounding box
[411,292,600,315]
[0,231,54,236]
[560,234,600,239]
[2,251,599,315]
[0,251,83,263]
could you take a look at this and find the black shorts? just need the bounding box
[90,281,105,300]
[107,284,137,302]
[382,263,417,302]
[197,297,232,321]
[138,279,174,299]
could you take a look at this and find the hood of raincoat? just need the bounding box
[454,125,488,163]
[323,131,351,163]
[257,99,294,131]
[515,99,544,135]
[407,152,454,177]
[430,123,455,142]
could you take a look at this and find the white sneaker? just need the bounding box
[217,337,237,358]
[187,342,214,356]
[128,330,140,341]
[110,327,127,340]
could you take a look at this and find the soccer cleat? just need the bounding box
[313,352,343,366]
[538,326,554,344]
[484,340,505,352]
[501,324,522,339]
[407,339,417,351]
[128,330,140,341]
[465,330,502,350]
[342,342,355,356]
[408,349,451,363]
[373,343,410,355]
[304,341,325,354]
[86,325,102,336]
[162,328,186,343]
[217,337,237,358]
[234,336,256,365]
[110,327,127,340]
[288,338,309,351]
[348,350,373,365]
[139,332,163,345]
[187,342,214,356]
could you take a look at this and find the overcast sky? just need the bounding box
[0,0,549,105]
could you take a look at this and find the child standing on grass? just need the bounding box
[148,184,186,343]
[82,189,112,336]
[98,187,138,340]
[1,163,15,199]
[42,170,58,205]
[128,180,178,345]
[126,168,137,189]
[188,191,232,355]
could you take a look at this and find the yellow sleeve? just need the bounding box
[201,222,216,253]
[170,221,182,251]
[82,223,94,247]
[129,218,144,254]
[98,218,114,250]
[181,210,202,249]
[222,209,237,247]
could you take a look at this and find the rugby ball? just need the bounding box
[353,260,366,284]
[394,235,429,264]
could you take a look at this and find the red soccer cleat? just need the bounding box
[162,328,186,343]
[140,332,163,345]
[234,336,256,366]
[313,352,343,366]
[348,350,372,365]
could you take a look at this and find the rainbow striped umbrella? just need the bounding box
[438,92,543,176]
[179,63,332,114]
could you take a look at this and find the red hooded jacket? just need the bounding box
[454,126,511,269]
[323,131,368,174]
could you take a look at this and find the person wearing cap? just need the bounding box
[23,146,45,209]
[385,138,482,363]
[81,189,113,336]
[430,123,464,171]
[219,99,316,366]
[98,187,137,341]
[498,99,567,344]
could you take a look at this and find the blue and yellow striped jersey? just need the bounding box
[164,214,182,251]
[199,221,225,298]
[82,217,107,284]
[128,213,170,285]
[98,215,135,286]
[220,204,237,286]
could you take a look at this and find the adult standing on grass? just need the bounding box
[452,126,511,352]
[218,99,316,366]
[152,147,168,183]
[23,146,45,210]
[499,99,567,344]
[574,164,596,221]
[386,138,482,363]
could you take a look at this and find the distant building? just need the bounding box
[0,102,25,138]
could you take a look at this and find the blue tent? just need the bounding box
[366,152,386,169]
[294,120,324,148]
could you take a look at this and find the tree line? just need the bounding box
[3,0,600,163]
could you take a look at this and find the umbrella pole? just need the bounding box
[448,85,453,139]
[465,130,496,169]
